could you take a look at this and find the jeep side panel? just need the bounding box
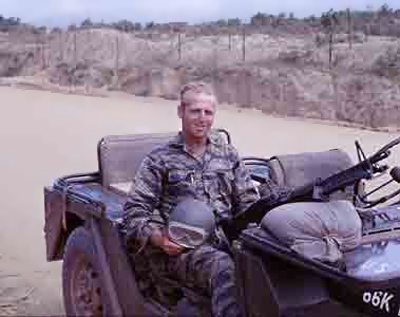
[234,241,331,317]
[44,186,66,261]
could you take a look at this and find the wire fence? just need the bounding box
[1,27,399,129]
[20,28,386,75]
[33,30,250,68]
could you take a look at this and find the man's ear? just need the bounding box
[177,104,183,118]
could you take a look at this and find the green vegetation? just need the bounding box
[0,4,399,38]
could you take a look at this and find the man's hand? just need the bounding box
[150,228,185,255]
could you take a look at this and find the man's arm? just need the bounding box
[122,154,185,254]
[122,154,163,249]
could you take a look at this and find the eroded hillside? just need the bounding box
[0,28,399,130]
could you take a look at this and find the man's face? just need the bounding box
[178,99,216,140]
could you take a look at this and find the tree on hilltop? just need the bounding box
[0,16,21,26]
[145,21,154,30]
[68,24,77,31]
[51,27,62,34]
[113,19,135,32]
[216,19,228,27]
[227,18,241,26]
[378,3,393,17]
[251,12,268,26]
[81,18,93,28]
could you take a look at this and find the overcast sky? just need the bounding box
[0,0,398,27]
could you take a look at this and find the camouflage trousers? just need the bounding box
[135,243,240,317]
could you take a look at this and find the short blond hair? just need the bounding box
[180,81,217,107]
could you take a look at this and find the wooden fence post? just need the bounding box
[329,32,333,68]
[347,8,353,49]
[41,39,45,69]
[115,35,120,88]
[73,32,77,89]
[242,25,246,61]
[73,32,77,66]
[178,33,182,60]
[59,32,63,61]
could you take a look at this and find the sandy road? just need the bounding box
[0,86,398,316]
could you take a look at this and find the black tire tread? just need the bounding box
[62,226,100,317]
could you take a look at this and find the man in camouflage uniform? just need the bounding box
[123,82,260,317]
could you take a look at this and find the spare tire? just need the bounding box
[62,226,107,317]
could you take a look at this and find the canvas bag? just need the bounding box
[261,200,362,264]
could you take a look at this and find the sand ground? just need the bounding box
[0,86,398,316]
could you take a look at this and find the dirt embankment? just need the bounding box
[0,28,399,130]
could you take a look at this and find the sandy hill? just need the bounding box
[0,27,399,130]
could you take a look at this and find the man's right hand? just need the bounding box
[150,228,185,255]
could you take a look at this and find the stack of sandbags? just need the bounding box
[261,200,362,264]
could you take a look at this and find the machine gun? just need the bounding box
[224,136,400,239]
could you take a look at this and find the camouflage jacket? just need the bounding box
[122,131,260,248]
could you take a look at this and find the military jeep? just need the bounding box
[43,130,400,317]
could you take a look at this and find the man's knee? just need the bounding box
[202,248,235,289]
[182,245,235,285]
[193,245,233,269]
[212,250,234,272]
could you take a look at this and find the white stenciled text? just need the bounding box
[363,291,394,313]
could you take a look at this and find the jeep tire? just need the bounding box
[62,226,106,317]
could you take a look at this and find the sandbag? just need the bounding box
[261,200,362,264]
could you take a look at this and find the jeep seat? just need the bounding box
[97,130,231,195]
[267,149,355,201]
[98,133,176,194]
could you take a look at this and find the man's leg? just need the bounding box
[128,244,171,298]
[170,244,240,317]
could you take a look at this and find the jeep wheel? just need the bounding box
[62,226,104,317]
